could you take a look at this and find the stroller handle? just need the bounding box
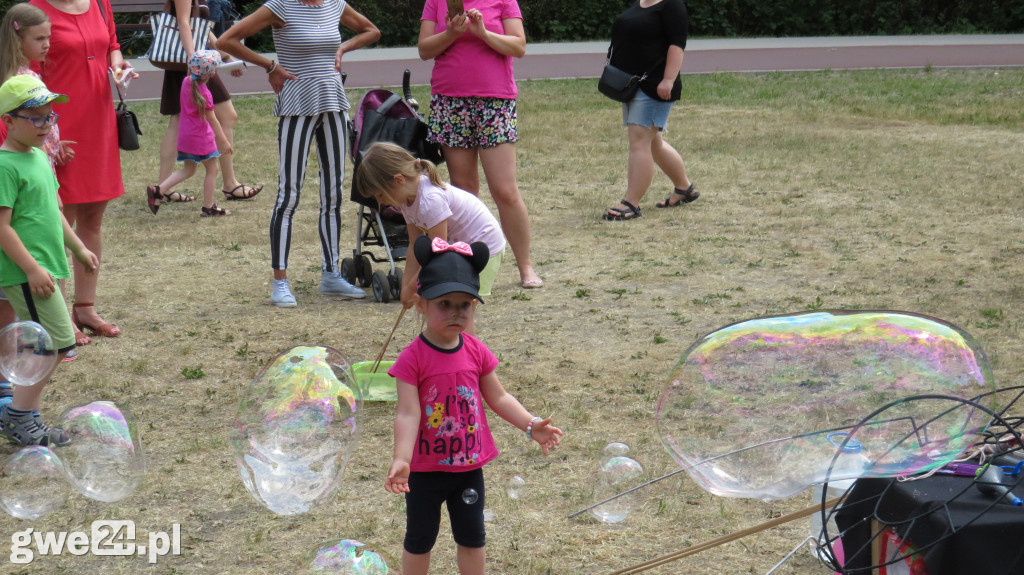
[403,69,419,111]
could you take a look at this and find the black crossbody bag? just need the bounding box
[598,47,664,102]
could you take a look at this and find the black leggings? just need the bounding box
[404,468,486,554]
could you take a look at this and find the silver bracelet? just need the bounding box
[526,416,543,440]
[266,60,278,74]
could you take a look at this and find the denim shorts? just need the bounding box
[622,90,673,130]
[177,150,221,163]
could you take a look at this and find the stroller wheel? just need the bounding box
[358,255,373,288]
[389,269,403,301]
[371,270,391,303]
[340,258,356,284]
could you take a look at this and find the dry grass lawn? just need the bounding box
[2,67,1024,574]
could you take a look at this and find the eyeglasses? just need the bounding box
[8,112,59,128]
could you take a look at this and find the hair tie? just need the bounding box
[12,21,19,31]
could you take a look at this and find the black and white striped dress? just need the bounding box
[264,0,351,117]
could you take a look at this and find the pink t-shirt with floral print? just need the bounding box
[389,332,500,472]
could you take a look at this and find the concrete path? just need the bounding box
[123,34,1024,101]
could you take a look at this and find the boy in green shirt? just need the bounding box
[0,75,98,446]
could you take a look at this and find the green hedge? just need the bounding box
[3,0,1020,53]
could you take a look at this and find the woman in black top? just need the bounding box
[603,0,698,221]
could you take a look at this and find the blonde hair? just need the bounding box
[190,77,208,120]
[354,142,445,201]
[0,4,48,85]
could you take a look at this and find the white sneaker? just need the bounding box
[320,271,366,299]
[270,279,298,307]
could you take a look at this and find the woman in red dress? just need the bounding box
[30,0,129,343]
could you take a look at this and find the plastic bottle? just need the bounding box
[809,433,870,562]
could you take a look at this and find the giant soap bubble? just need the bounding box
[58,401,145,502]
[307,538,395,573]
[0,446,69,519]
[230,346,362,515]
[656,311,995,501]
[0,321,57,386]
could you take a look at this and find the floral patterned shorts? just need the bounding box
[426,95,518,149]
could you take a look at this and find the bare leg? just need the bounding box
[442,145,481,195]
[456,545,485,575]
[159,115,179,186]
[478,143,540,286]
[201,159,219,210]
[402,550,431,575]
[651,130,690,189]
[616,123,657,211]
[215,100,240,192]
[9,355,62,411]
[63,201,119,336]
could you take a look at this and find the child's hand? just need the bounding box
[530,417,563,455]
[74,247,99,273]
[385,460,411,493]
[56,141,76,166]
[27,267,55,298]
[219,141,234,156]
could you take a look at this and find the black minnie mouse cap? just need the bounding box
[414,235,490,303]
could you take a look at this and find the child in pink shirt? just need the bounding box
[385,234,561,575]
[147,51,232,217]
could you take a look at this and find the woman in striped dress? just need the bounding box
[218,0,379,307]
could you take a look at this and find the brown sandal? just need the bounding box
[71,303,120,338]
[222,184,263,200]
[201,204,230,217]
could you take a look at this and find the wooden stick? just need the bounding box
[609,498,840,574]
[371,307,406,374]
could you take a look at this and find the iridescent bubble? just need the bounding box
[462,488,479,505]
[482,508,495,522]
[230,346,362,515]
[307,539,395,573]
[589,456,644,524]
[57,401,144,502]
[506,475,526,499]
[602,442,630,459]
[0,321,57,386]
[656,311,995,501]
[0,446,69,519]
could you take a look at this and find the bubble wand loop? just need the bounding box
[371,307,407,374]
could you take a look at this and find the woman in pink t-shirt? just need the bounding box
[418,0,542,290]
[385,235,561,575]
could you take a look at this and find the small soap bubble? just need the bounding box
[230,346,362,515]
[462,488,479,505]
[506,475,525,499]
[588,456,644,524]
[307,539,395,573]
[0,321,57,387]
[57,401,144,503]
[602,442,630,459]
[0,446,69,520]
[482,508,495,522]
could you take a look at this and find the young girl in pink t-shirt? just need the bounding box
[385,234,561,575]
[355,142,506,311]
[147,51,232,217]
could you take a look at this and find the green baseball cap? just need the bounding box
[0,75,68,116]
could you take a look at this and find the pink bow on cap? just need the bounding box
[431,237,472,256]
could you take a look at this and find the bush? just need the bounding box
[0,0,1019,53]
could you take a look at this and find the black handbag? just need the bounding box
[597,46,664,103]
[598,63,644,102]
[114,87,142,151]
